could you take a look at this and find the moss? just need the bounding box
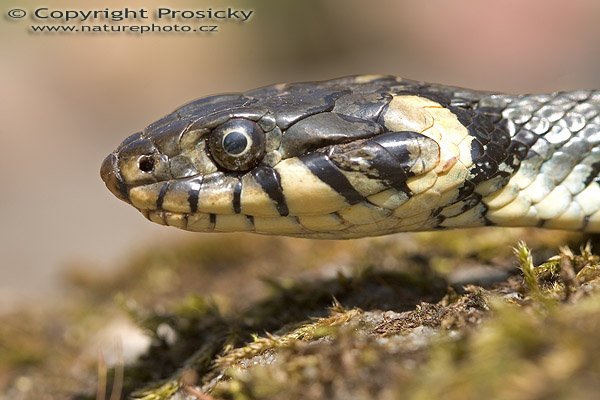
[206,240,600,400]
[3,231,600,399]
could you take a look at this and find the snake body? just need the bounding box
[101,76,600,238]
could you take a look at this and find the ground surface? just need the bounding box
[1,229,599,400]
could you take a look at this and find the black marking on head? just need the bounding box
[300,152,364,205]
[328,130,438,195]
[251,165,289,216]
[188,190,199,213]
[331,140,412,194]
[156,182,169,209]
[367,141,414,193]
[456,181,476,202]
[209,214,216,229]
[330,131,440,176]
[233,179,242,214]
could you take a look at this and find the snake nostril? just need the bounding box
[138,156,155,173]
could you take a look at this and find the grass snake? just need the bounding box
[100,76,600,238]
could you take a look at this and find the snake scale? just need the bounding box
[100,75,600,238]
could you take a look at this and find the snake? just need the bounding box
[100,75,600,238]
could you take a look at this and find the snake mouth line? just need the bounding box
[137,199,449,239]
[141,209,219,232]
[139,208,334,238]
[138,208,337,237]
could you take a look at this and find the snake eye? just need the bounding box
[208,118,266,172]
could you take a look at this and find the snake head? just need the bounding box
[102,76,510,238]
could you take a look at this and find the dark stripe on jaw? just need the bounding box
[233,179,242,214]
[188,191,199,213]
[156,182,170,209]
[252,165,289,216]
[187,178,202,214]
[300,152,364,205]
[209,214,216,230]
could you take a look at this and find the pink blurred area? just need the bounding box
[1,0,599,307]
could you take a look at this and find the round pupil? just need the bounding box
[222,131,248,155]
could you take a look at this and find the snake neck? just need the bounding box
[473,89,600,230]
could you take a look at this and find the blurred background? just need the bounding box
[1,0,600,309]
